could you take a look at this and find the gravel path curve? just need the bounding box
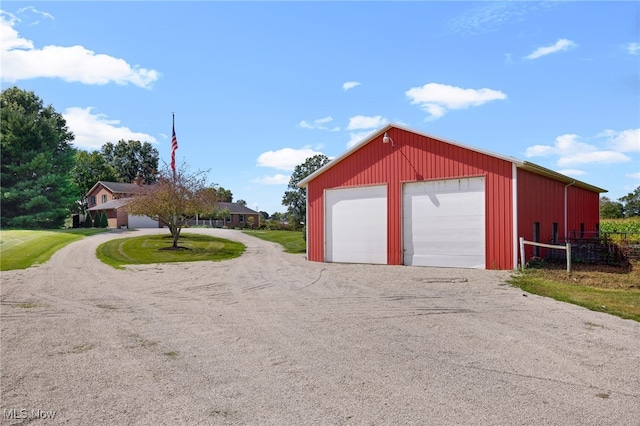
[1,228,639,425]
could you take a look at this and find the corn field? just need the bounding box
[600,217,640,261]
[600,217,640,236]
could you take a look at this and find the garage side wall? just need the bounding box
[306,129,515,269]
[517,169,600,260]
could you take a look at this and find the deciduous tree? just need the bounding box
[126,164,220,248]
[101,140,159,184]
[282,154,330,229]
[71,150,119,212]
[599,196,623,219]
[619,186,640,218]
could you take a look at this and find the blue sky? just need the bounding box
[1,1,638,214]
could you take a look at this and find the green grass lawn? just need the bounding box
[1,228,108,271]
[96,233,246,269]
[242,230,306,254]
[509,267,640,322]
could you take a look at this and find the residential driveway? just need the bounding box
[1,228,638,425]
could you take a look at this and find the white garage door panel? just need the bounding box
[128,215,159,228]
[326,186,387,264]
[403,177,485,268]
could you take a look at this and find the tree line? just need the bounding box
[0,86,234,229]
[600,188,640,219]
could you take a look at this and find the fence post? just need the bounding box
[566,243,572,274]
[519,237,525,269]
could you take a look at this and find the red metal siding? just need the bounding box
[307,128,515,269]
[517,169,600,261]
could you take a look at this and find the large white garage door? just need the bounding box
[128,215,159,228]
[403,177,485,268]
[325,185,387,264]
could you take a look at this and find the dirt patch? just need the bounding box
[533,260,639,290]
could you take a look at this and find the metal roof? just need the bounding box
[297,123,606,193]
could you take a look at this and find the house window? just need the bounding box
[552,223,558,244]
[239,214,245,223]
[533,222,540,257]
[101,194,108,204]
[90,196,96,206]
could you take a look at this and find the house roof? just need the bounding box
[86,181,147,197]
[297,123,607,193]
[87,198,132,211]
[218,202,258,214]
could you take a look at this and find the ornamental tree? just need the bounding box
[126,164,220,248]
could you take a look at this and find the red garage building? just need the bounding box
[298,124,606,270]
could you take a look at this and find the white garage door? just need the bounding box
[403,177,485,268]
[325,185,387,264]
[128,215,159,228]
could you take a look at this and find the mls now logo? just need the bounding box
[4,408,57,420]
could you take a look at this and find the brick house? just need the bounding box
[86,180,159,228]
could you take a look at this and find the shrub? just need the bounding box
[84,213,93,228]
[100,211,108,228]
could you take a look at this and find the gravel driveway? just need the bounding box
[1,228,639,425]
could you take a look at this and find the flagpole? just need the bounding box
[171,112,177,235]
[171,112,177,182]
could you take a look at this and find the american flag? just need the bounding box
[170,121,178,172]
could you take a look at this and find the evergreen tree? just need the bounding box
[84,213,94,228]
[100,211,109,228]
[1,87,77,228]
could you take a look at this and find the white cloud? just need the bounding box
[605,128,640,152]
[343,115,387,148]
[0,12,32,50]
[524,133,631,167]
[64,107,157,150]
[525,134,592,157]
[347,130,376,148]
[626,172,640,180]
[256,147,325,171]
[0,12,159,88]
[405,83,506,121]
[556,169,586,177]
[252,174,290,185]
[627,42,640,56]
[444,2,556,36]
[298,116,339,131]
[346,115,388,130]
[343,81,361,91]
[557,151,630,167]
[525,38,577,60]
[16,6,54,24]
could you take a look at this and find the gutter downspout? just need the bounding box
[564,181,575,240]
